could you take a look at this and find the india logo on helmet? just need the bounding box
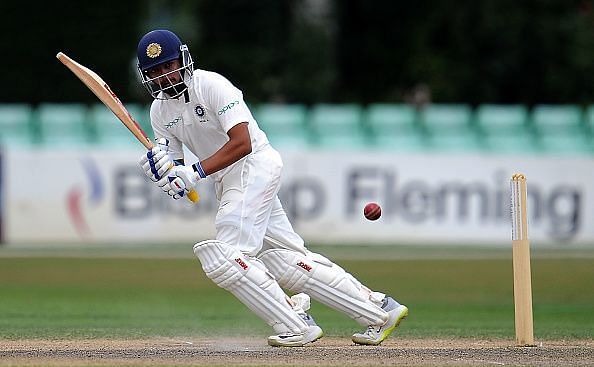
[146,43,162,58]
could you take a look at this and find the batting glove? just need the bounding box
[159,161,207,200]
[138,138,174,183]
[159,164,204,200]
[160,175,187,200]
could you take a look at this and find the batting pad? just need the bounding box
[258,249,388,327]
[193,240,308,334]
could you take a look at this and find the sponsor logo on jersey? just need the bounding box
[218,100,240,115]
[165,116,182,129]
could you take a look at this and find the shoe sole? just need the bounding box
[268,327,324,347]
[352,305,408,346]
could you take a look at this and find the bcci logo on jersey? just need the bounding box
[195,105,205,116]
[195,104,209,123]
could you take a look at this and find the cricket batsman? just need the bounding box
[136,29,408,346]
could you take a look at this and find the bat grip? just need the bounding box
[187,189,200,203]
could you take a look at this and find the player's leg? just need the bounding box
[195,150,322,346]
[260,199,407,345]
[193,240,322,346]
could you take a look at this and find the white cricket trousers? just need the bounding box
[213,146,305,256]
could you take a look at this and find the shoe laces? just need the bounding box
[362,325,381,336]
[364,326,375,335]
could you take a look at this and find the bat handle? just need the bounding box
[187,189,200,203]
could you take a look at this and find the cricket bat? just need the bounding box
[56,52,199,203]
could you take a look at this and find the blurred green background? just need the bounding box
[3,0,594,105]
[3,0,594,154]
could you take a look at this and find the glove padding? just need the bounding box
[138,138,174,183]
[160,165,201,200]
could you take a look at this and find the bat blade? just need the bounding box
[56,52,153,149]
[57,52,199,203]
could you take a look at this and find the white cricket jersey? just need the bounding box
[149,69,270,181]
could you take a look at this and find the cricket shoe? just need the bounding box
[351,296,408,346]
[268,294,324,347]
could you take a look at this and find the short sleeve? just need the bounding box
[203,73,253,133]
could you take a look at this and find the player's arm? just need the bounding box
[198,73,255,175]
[199,122,252,176]
[158,74,254,199]
[156,122,251,176]
[156,124,251,200]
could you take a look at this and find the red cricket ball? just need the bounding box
[364,202,382,221]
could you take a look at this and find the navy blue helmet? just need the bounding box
[136,29,194,99]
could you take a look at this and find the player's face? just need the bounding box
[145,59,184,95]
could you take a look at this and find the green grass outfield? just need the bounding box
[0,245,592,340]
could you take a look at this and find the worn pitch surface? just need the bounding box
[1,338,593,366]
